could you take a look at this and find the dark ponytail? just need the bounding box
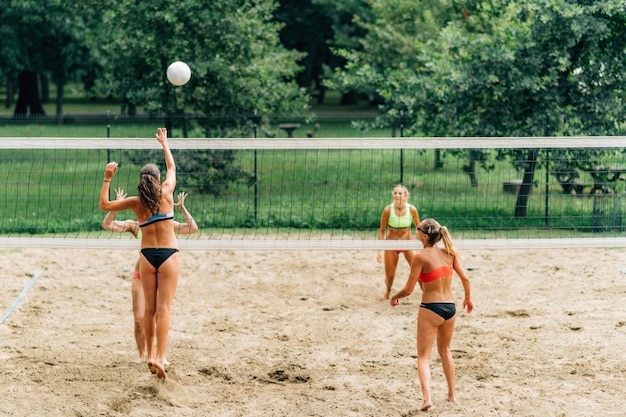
[138,164,161,214]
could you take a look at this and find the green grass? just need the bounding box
[1,85,387,138]
[1,147,624,238]
[1,87,624,239]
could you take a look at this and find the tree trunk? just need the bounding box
[434,149,443,170]
[515,149,538,218]
[14,71,45,117]
[466,159,478,187]
[5,79,14,108]
[41,73,50,103]
[55,82,64,117]
[339,90,358,105]
[316,83,326,104]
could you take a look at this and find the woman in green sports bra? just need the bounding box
[376,184,420,299]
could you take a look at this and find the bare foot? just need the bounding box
[153,361,167,380]
[446,395,457,404]
[147,359,167,380]
[136,355,145,364]
[147,359,157,375]
[382,290,390,300]
[420,400,432,411]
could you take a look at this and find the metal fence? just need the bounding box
[0,112,389,139]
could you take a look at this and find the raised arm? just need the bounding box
[173,192,198,235]
[101,188,139,238]
[156,127,176,194]
[99,162,138,212]
[99,162,118,211]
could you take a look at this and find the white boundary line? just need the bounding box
[0,268,46,324]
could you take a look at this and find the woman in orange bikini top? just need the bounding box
[389,218,473,412]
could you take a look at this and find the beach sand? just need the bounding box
[1,247,625,416]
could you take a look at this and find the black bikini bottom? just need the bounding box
[420,302,456,320]
[140,248,179,270]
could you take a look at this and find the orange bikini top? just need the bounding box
[418,266,453,283]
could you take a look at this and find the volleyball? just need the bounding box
[166,61,191,86]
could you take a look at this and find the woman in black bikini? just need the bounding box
[100,127,178,380]
[102,188,198,364]
[390,218,473,411]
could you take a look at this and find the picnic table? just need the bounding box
[278,123,300,138]
[588,166,626,194]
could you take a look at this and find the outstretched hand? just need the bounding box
[114,188,127,201]
[174,191,188,207]
[156,127,168,145]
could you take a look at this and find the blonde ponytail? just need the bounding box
[420,218,459,257]
[439,226,458,257]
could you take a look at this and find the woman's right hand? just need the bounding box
[376,250,383,264]
[104,162,118,180]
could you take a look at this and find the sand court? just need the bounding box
[1,247,625,416]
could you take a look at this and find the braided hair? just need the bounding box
[137,164,161,215]
[420,218,458,257]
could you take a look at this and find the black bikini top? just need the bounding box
[138,211,174,228]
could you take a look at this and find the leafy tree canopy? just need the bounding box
[92,0,310,124]
[330,0,626,215]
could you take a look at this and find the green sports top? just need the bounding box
[387,204,414,229]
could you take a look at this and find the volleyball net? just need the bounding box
[1,136,625,250]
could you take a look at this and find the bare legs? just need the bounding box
[131,276,146,362]
[437,321,457,404]
[417,308,457,410]
[141,253,180,380]
[383,250,414,299]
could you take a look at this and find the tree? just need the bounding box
[0,0,96,117]
[90,0,310,194]
[93,0,308,121]
[274,0,334,102]
[274,0,372,104]
[331,0,626,216]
